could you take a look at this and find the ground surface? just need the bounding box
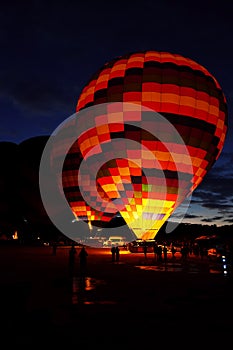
[0,244,232,347]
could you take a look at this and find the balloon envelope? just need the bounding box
[61,51,227,240]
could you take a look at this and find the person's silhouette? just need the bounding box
[153,242,158,262]
[143,242,147,259]
[171,245,177,259]
[157,245,163,262]
[79,246,88,277]
[163,245,168,263]
[111,246,116,262]
[115,245,120,262]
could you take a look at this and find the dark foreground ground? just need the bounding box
[1,244,233,347]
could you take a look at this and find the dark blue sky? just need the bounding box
[0,0,232,226]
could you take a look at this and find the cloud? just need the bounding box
[184,213,201,220]
[187,148,233,225]
[224,218,233,223]
[0,70,78,114]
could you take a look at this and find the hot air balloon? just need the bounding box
[59,51,227,241]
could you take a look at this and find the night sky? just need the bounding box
[0,0,232,227]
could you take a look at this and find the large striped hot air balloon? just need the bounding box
[61,51,227,240]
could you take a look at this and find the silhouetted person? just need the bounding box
[157,245,163,262]
[69,243,77,274]
[171,245,177,259]
[143,242,147,259]
[79,246,88,277]
[163,245,168,263]
[115,245,120,262]
[181,244,189,262]
[199,246,205,260]
[153,242,158,262]
[193,244,200,257]
[111,246,116,262]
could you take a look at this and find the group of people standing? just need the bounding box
[143,242,172,263]
[111,245,120,262]
[68,243,88,277]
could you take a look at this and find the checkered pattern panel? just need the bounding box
[59,51,228,239]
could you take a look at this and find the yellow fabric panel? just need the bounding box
[111,176,121,183]
[120,212,131,219]
[124,205,132,212]
[135,204,143,212]
[132,212,139,219]
[102,183,118,192]
[141,198,174,209]
[119,167,130,176]
[128,198,136,205]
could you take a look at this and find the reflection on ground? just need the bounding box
[71,258,231,305]
[135,261,231,275]
[135,263,196,273]
[72,276,117,305]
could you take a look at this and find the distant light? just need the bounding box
[72,218,79,223]
[12,231,18,240]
